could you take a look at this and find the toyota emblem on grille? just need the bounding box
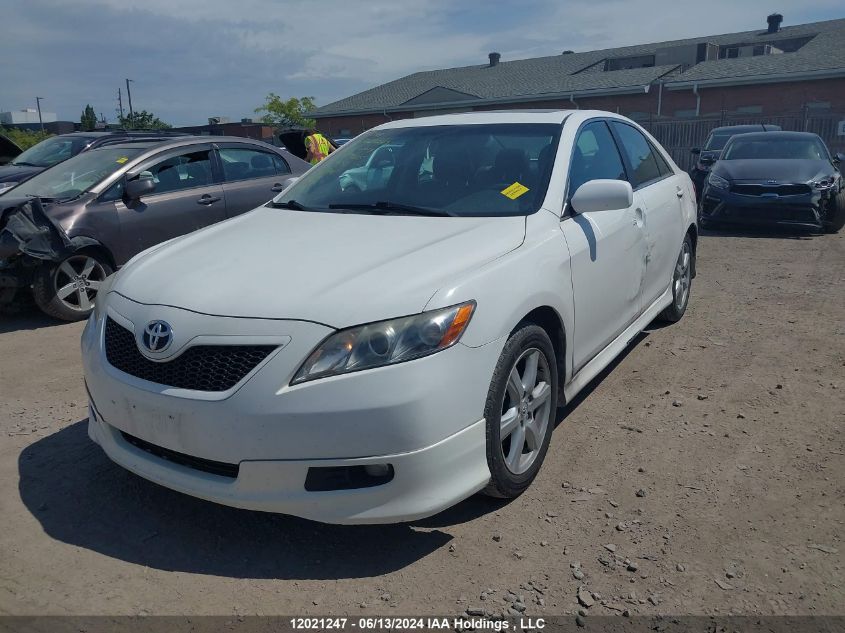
[142,320,173,352]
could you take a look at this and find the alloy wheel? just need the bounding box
[53,255,108,313]
[674,240,692,312]
[499,347,553,475]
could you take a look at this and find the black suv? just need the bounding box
[689,124,781,196]
[0,130,187,195]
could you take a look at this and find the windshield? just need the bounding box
[4,147,143,201]
[11,135,93,168]
[723,136,829,160]
[704,134,734,151]
[274,123,561,217]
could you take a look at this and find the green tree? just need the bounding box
[119,110,172,130]
[255,94,316,129]
[80,104,97,131]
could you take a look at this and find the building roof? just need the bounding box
[313,17,845,118]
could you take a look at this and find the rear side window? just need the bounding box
[219,147,290,182]
[567,121,627,196]
[652,144,674,176]
[611,122,663,187]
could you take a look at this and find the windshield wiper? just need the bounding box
[268,199,307,210]
[327,201,453,217]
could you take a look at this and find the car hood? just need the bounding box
[0,164,42,184]
[113,207,526,326]
[713,159,834,183]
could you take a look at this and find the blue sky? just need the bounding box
[1,0,842,126]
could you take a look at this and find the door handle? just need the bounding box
[271,183,285,192]
[197,195,221,205]
[676,187,685,198]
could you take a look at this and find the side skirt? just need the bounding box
[563,285,672,403]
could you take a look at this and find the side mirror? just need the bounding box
[570,179,633,214]
[125,171,156,200]
[691,147,701,155]
[833,152,844,165]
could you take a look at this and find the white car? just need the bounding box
[81,110,697,524]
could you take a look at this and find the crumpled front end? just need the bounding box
[0,198,73,304]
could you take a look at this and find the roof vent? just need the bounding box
[562,50,574,54]
[488,52,501,66]
[767,13,783,33]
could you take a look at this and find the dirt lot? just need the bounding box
[0,228,843,618]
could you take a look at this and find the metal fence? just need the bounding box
[638,112,845,171]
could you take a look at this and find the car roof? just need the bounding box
[728,131,822,141]
[710,124,779,134]
[379,109,578,128]
[86,135,281,153]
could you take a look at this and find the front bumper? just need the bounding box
[699,185,833,228]
[81,294,501,523]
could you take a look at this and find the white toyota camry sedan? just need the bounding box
[81,110,697,524]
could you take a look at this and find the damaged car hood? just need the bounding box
[112,206,526,327]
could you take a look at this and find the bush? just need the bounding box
[0,127,53,151]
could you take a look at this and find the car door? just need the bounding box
[216,143,296,215]
[559,119,647,374]
[610,121,684,310]
[117,144,227,257]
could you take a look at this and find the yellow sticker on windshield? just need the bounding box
[116,157,129,164]
[501,182,529,200]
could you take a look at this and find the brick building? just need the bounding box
[311,14,845,149]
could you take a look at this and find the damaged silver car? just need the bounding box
[0,136,308,320]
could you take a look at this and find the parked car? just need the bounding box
[0,130,189,195]
[699,131,845,232]
[334,137,353,146]
[81,110,697,524]
[0,136,309,319]
[689,124,781,196]
[0,134,22,166]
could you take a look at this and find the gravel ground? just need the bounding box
[0,227,843,618]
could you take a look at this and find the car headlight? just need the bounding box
[92,272,118,321]
[707,173,730,190]
[292,301,476,384]
[812,176,836,189]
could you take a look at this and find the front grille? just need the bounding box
[731,183,810,197]
[121,431,239,478]
[104,317,276,391]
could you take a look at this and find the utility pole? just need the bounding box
[125,78,134,123]
[35,96,45,132]
[117,88,124,121]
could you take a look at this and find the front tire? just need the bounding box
[33,250,112,321]
[658,233,693,323]
[823,189,845,234]
[482,324,558,498]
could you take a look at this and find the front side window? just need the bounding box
[132,150,213,194]
[218,147,289,182]
[3,147,143,201]
[567,121,627,196]
[274,123,561,217]
[611,122,662,187]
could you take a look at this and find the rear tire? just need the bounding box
[823,189,845,234]
[658,233,693,323]
[482,323,558,499]
[32,250,112,321]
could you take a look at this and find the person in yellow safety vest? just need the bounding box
[304,129,336,165]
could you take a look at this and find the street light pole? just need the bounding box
[35,96,45,132]
[125,79,134,124]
